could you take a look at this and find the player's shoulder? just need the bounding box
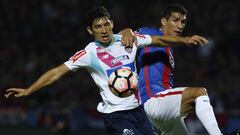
[113,34,122,42]
[79,42,96,53]
[86,42,98,48]
[135,27,163,36]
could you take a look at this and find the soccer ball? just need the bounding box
[108,68,138,98]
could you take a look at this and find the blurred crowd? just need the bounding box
[0,0,239,134]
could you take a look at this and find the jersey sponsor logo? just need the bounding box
[124,47,133,53]
[106,62,135,76]
[102,54,109,59]
[70,50,86,63]
[111,55,129,65]
[97,47,122,67]
[122,129,134,135]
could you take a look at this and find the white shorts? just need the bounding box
[144,87,189,135]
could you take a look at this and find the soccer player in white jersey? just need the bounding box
[4,6,208,135]
[121,4,223,135]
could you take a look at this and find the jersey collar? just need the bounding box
[95,34,121,47]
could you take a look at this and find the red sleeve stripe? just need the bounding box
[70,50,86,63]
[135,33,146,39]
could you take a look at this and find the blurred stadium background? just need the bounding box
[0,0,239,135]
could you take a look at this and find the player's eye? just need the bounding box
[94,25,101,29]
[104,22,111,26]
[173,19,178,22]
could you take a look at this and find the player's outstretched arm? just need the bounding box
[4,64,70,98]
[151,35,209,47]
[120,28,208,47]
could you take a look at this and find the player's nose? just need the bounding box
[101,27,107,34]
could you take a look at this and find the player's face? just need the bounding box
[161,12,186,36]
[87,17,114,46]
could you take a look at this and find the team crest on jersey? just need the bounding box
[124,47,133,53]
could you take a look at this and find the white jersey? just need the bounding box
[64,34,152,113]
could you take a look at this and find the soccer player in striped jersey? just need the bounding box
[4,6,207,135]
[121,4,222,135]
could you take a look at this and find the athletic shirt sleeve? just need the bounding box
[135,33,152,48]
[64,45,91,71]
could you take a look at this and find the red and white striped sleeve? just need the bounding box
[64,46,90,71]
[135,33,152,48]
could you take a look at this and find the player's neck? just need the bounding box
[96,37,114,47]
[159,28,169,36]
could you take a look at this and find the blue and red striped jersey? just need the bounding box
[135,27,175,104]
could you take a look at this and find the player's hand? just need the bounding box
[4,88,30,98]
[120,28,137,47]
[185,35,209,46]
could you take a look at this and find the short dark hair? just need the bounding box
[161,4,187,19]
[86,6,110,27]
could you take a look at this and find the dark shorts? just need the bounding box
[104,106,155,135]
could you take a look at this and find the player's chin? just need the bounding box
[173,31,182,36]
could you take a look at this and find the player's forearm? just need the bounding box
[26,64,68,95]
[151,35,188,47]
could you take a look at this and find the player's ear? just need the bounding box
[87,26,93,35]
[110,20,114,29]
[161,18,167,27]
